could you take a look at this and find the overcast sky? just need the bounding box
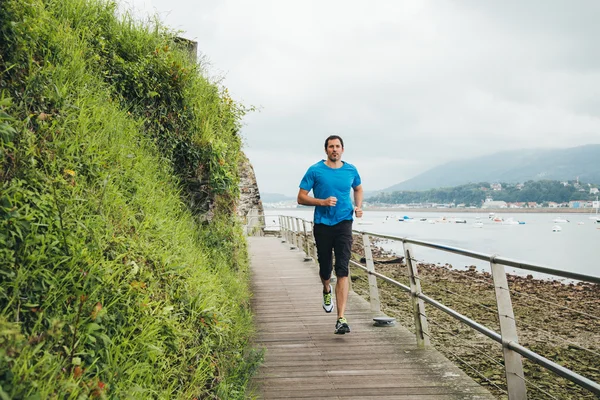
[120,0,600,196]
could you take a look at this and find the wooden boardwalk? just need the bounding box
[248,236,495,399]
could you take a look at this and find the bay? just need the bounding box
[264,208,600,280]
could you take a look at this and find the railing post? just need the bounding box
[278,216,283,239]
[362,234,381,313]
[310,222,318,261]
[285,216,291,244]
[403,242,430,348]
[295,217,304,250]
[280,216,287,243]
[491,259,527,400]
[286,216,293,245]
[301,219,312,261]
[290,217,297,250]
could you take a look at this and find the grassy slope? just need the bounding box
[0,0,259,398]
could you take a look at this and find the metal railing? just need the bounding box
[265,215,600,400]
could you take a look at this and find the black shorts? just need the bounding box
[313,220,353,280]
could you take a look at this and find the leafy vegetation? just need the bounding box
[0,0,260,398]
[368,180,599,206]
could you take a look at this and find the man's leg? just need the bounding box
[313,224,334,312]
[334,275,349,319]
[333,220,353,334]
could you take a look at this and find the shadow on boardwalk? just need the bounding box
[248,236,495,399]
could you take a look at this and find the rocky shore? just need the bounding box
[350,238,600,399]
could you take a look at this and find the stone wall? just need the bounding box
[237,152,265,235]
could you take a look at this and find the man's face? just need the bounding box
[325,139,344,162]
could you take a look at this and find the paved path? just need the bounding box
[248,236,495,399]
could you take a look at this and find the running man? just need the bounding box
[297,135,363,334]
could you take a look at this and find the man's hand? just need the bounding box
[354,206,363,218]
[322,196,337,206]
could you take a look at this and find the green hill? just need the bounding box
[382,144,600,192]
[368,179,598,206]
[0,0,259,398]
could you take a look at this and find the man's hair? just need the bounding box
[324,135,344,149]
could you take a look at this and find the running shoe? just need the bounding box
[322,284,333,313]
[334,317,350,334]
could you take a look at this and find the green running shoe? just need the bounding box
[335,317,350,334]
[322,284,333,313]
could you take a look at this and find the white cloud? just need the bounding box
[119,0,600,195]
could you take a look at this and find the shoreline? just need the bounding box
[364,207,596,214]
[269,206,597,214]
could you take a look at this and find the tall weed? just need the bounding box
[0,0,260,398]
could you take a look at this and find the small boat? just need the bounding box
[502,218,519,225]
[552,225,562,232]
[518,221,526,225]
[454,219,467,224]
[553,217,569,223]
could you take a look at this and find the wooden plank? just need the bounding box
[248,237,495,399]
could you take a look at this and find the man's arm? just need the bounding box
[353,184,363,218]
[297,189,337,207]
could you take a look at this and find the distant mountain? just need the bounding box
[380,144,600,192]
[260,192,296,203]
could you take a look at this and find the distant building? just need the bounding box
[491,183,502,191]
[569,200,585,208]
[516,183,525,190]
[560,181,569,187]
[590,188,599,194]
[482,201,507,209]
[548,202,559,208]
[527,202,539,208]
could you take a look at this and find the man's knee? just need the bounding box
[334,263,349,278]
[319,270,332,281]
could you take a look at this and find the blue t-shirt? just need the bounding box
[299,160,362,226]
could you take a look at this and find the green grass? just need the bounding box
[0,0,261,398]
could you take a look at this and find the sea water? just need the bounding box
[264,209,600,280]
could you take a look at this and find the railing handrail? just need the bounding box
[252,217,600,283]
[354,229,600,284]
[265,215,600,398]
